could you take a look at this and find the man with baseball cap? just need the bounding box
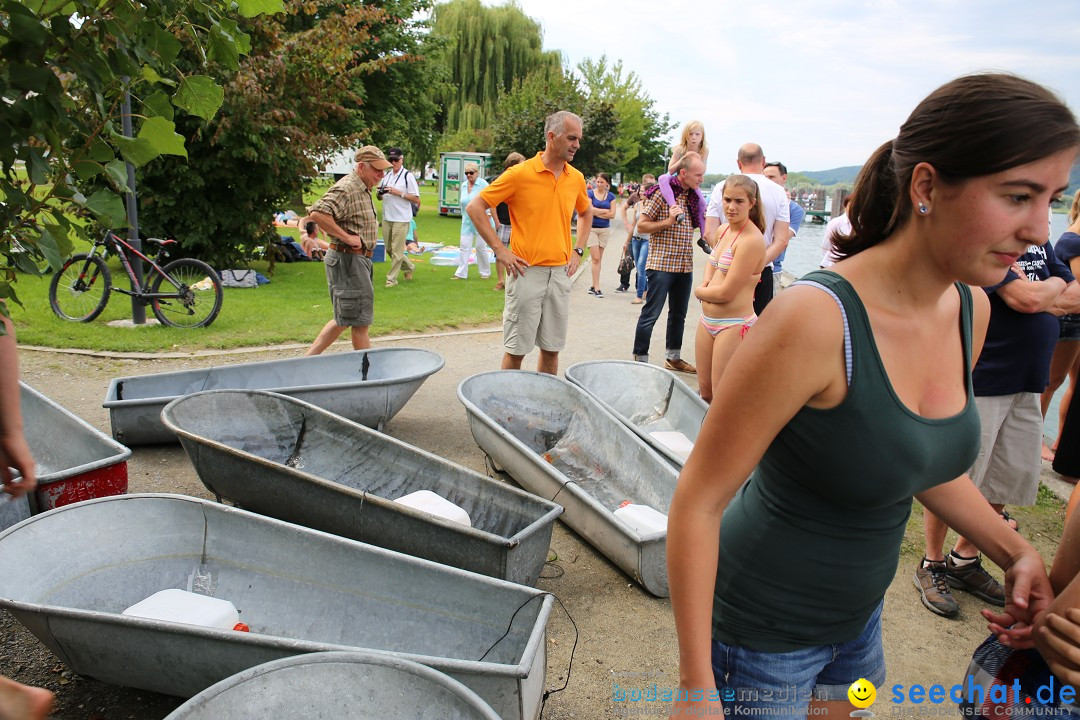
[377,146,420,287]
[305,145,390,355]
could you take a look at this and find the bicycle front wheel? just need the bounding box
[49,253,112,322]
[149,258,223,328]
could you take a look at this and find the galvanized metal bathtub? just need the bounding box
[564,360,708,468]
[457,371,679,597]
[19,381,130,515]
[103,347,444,445]
[160,390,562,586]
[166,652,502,719]
[0,495,552,720]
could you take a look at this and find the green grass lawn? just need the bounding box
[11,184,508,352]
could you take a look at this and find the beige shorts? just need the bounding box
[503,265,573,355]
[587,225,611,249]
[969,393,1042,506]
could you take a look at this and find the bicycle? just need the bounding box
[49,229,224,328]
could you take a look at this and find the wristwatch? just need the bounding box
[574,247,584,257]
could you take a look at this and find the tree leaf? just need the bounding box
[104,159,132,193]
[153,27,182,67]
[207,22,240,71]
[89,139,115,163]
[83,189,129,228]
[36,225,66,272]
[172,76,224,121]
[142,90,174,121]
[113,135,160,168]
[141,65,163,84]
[235,0,284,18]
[137,117,187,158]
[71,160,103,181]
[26,147,49,185]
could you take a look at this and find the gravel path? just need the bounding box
[6,238,1072,719]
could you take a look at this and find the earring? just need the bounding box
[918,203,928,214]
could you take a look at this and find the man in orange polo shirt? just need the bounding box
[467,111,593,374]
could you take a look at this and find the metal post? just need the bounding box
[121,89,146,324]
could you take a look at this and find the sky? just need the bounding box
[489,0,1080,175]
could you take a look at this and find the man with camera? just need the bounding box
[377,147,420,287]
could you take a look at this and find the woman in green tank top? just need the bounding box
[667,74,1080,719]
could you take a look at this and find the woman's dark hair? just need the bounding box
[723,175,765,233]
[839,73,1079,258]
[305,221,316,235]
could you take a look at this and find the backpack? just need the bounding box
[272,236,310,263]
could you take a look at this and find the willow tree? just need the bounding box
[431,0,561,133]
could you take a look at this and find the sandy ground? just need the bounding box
[5,232,1075,719]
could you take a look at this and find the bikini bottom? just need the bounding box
[700,313,757,338]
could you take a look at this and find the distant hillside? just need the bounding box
[799,166,861,186]
[796,162,1079,192]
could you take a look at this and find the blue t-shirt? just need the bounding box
[1056,231,1080,265]
[773,200,805,272]
[589,189,615,229]
[973,242,1076,396]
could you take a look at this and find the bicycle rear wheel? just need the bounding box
[149,258,223,328]
[49,253,112,322]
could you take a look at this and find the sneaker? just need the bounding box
[615,286,629,293]
[594,289,604,298]
[913,560,960,618]
[665,358,696,374]
[587,287,596,295]
[945,554,1005,606]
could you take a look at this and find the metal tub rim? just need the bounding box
[164,651,503,720]
[456,371,670,543]
[103,348,446,409]
[160,390,563,547]
[21,382,132,483]
[563,359,705,468]
[0,493,553,680]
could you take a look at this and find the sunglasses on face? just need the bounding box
[465,171,476,176]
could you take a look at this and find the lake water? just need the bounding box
[780,212,1073,442]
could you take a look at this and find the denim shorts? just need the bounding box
[711,601,885,713]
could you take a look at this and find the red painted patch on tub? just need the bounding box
[34,462,129,511]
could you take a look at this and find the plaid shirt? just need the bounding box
[641,186,695,273]
[309,172,378,250]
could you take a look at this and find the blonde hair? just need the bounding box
[675,120,708,157]
[1070,188,1080,225]
[464,162,479,174]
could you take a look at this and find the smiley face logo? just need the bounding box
[848,678,876,709]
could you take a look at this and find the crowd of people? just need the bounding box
[292,74,1080,715]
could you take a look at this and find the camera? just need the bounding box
[376,187,390,199]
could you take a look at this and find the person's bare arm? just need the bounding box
[309,211,364,249]
[1051,281,1080,316]
[762,221,790,265]
[996,271,1067,314]
[695,235,766,304]
[638,205,680,235]
[668,286,847,717]
[0,312,35,498]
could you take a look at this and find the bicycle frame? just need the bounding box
[93,230,176,303]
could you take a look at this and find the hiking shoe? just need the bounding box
[945,554,1005,606]
[665,358,696,374]
[913,560,959,618]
